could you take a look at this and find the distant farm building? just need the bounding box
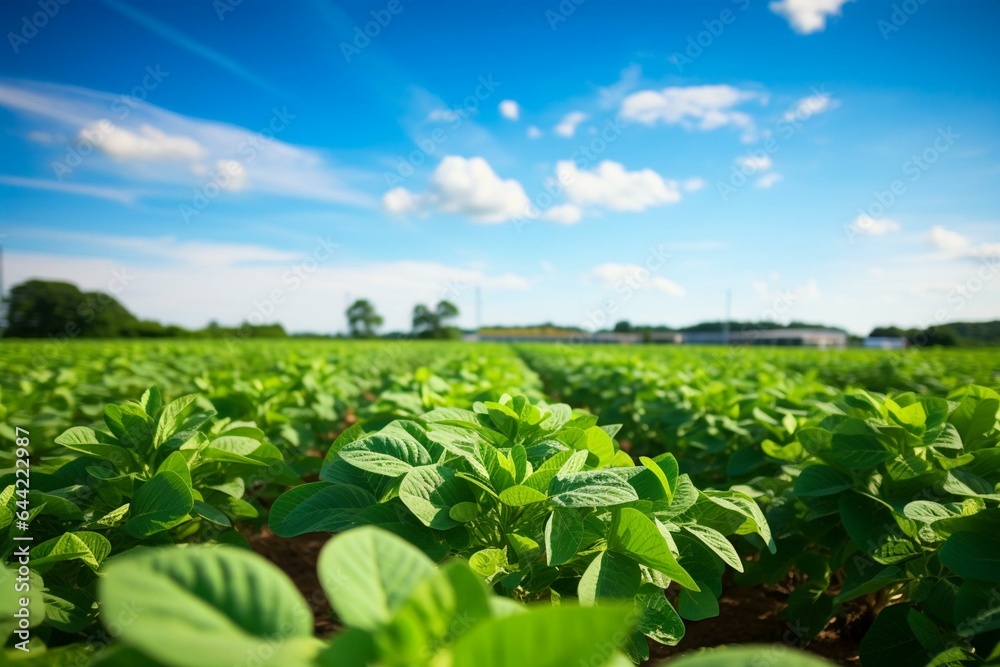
[681,328,848,348]
[863,336,908,350]
[470,327,845,347]
[472,327,618,344]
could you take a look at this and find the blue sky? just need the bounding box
[1,0,998,335]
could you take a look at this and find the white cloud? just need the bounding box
[382,155,531,224]
[215,159,247,191]
[928,225,969,251]
[382,187,426,216]
[554,111,588,137]
[925,226,1000,260]
[597,64,643,109]
[80,121,207,161]
[782,93,838,122]
[738,154,773,172]
[556,160,681,213]
[619,85,764,141]
[591,263,686,297]
[0,79,371,207]
[499,100,520,121]
[27,130,59,144]
[648,276,686,297]
[753,276,821,305]
[967,243,1000,259]
[428,108,460,122]
[541,204,583,225]
[681,177,707,192]
[526,125,542,139]
[769,0,854,34]
[850,214,901,236]
[755,172,783,188]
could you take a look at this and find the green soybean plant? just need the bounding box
[48,386,293,541]
[270,394,773,662]
[744,385,1000,667]
[85,526,635,667]
[0,386,291,647]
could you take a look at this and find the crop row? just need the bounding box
[1,340,999,666]
[517,344,1000,665]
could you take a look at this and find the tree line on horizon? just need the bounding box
[0,279,462,341]
[2,279,998,346]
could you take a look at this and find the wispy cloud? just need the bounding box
[591,263,686,297]
[554,111,588,138]
[926,225,1000,260]
[0,175,143,204]
[850,214,901,236]
[0,79,373,207]
[99,0,285,97]
[14,230,306,264]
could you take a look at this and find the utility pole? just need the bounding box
[344,292,351,335]
[0,241,5,332]
[475,285,482,332]
[722,288,732,345]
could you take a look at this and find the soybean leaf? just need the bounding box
[269,484,377,537]
[374,560,491,663]
[317,526,436,632]
[667,646,834,667]
[550,470,639,508]
[153,394,200,448]
[939,532,1000,583]
[30,532,111,571]
[858,604,928,667]
[578,551,642,605]
[545,509,586,566]
[498,484,547,507]
[99,545,318,667]
[794,465,853,497]
[54,427,132,469]
[339,434,431,477]
[682,524,744,573]
[636,584,685,646]
[106,403,155,456]
[829,419,891,469]
[449,604,634,667]
[677,584,719,622]
[609,508,699,590]
[123,471,194,538]
[399,465,475,530]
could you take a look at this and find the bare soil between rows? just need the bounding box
[246,529,861,666]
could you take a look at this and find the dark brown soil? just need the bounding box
[246,530,861,664]
[246,528,340,637]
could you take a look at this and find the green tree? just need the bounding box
[346,299,384,338]
[412,300,460,339]
[3,280,138,338]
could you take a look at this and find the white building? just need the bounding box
[863,336,908,350]
[681,328,848,348]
